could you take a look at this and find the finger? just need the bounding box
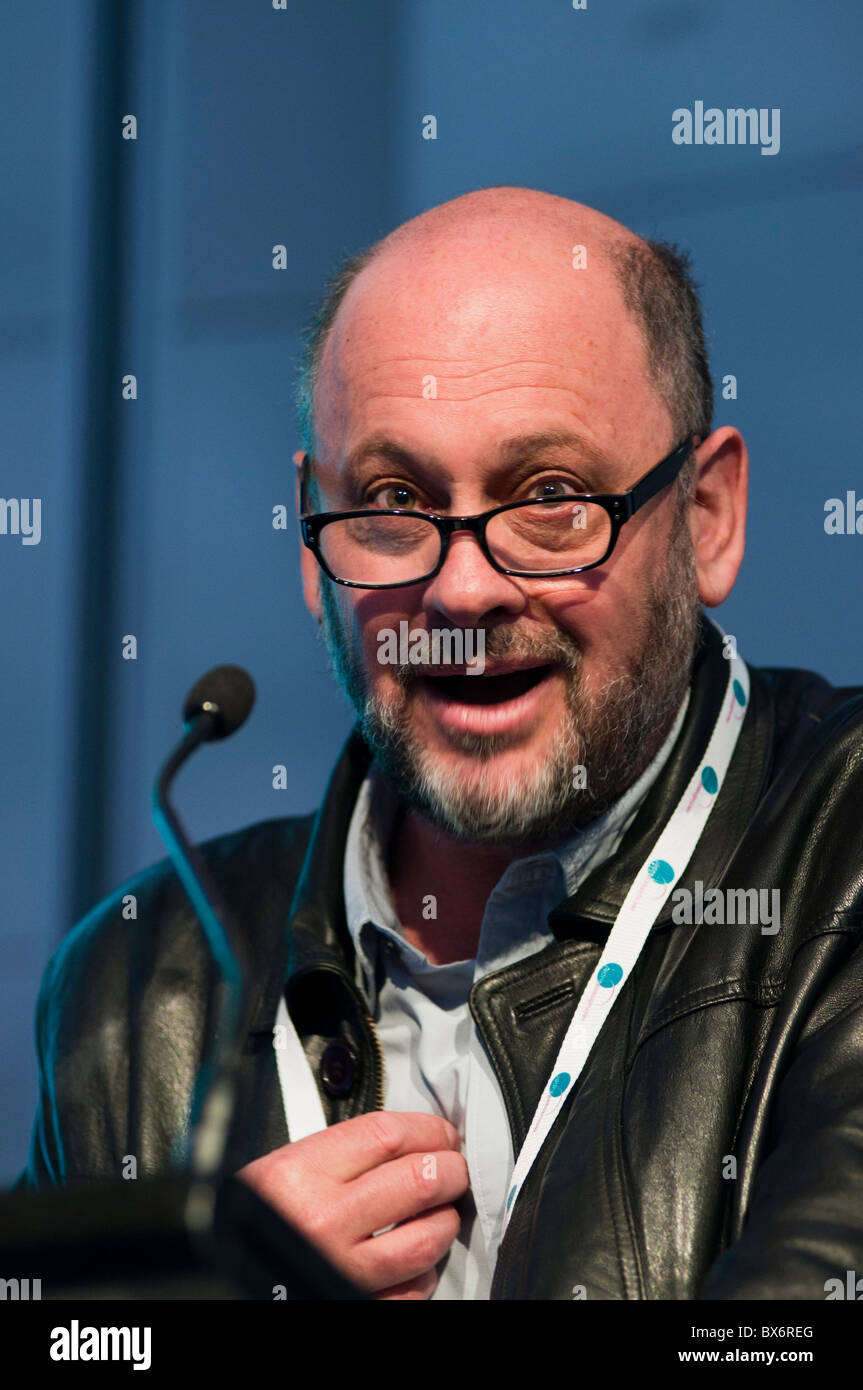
[341,1148,469,1241]
[348,1204,461,1294]
[295,1110,461,1184]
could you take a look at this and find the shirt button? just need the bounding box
[320,1042,357,1098]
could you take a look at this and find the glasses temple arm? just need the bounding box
[628,436,696,514]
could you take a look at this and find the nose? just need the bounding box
[420,529,526,627]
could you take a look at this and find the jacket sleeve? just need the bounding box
[699,926,863,1299]
[17,949,67,1189]
[15,898,137,1190]
[16,814,316,1192]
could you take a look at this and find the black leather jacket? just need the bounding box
[21,617,863,1299]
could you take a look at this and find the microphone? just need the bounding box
[182,663,255,741]
[151,664,256,1182]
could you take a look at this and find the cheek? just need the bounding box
[539,513,668,629]
[534,582,601,611]
[528,574,606,647]
[351,579,439,668]
[349,594,420,679]
[535,568,649,674]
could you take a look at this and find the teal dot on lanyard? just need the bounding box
[506,1184,518,1211]
[648,858,675,885]
[598,962,623,988]
[701,765,718,795]
[733,678,746,706]
[550,1072,571,1097]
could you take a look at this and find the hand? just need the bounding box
[236,1110,469,1300]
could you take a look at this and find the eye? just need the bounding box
[526,477,580,501]
[367,482,421,510]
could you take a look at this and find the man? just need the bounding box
[22,188,863,1301]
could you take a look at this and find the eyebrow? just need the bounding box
[340,430,618,486]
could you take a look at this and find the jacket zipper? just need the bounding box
[364,1012,386,1110]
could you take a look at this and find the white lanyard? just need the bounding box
[273,630,750,1210]
[274,994,327,1140]
[500,641,749,1236]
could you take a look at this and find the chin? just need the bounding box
[370,712,583,844]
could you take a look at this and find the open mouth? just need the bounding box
[420,664,553,705]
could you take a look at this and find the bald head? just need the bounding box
[297,186,713,466]
[369,185,635,264]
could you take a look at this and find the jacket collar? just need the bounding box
[279,727,373,994]
[242,729,371,1037]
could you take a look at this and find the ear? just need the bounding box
[295,450,322,622]
[687,427,748,608]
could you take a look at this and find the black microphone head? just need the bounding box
[182,665,256,740]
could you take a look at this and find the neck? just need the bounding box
[387,808,551,965]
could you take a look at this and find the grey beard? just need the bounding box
[317,507,701,844]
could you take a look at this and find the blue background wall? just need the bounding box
[1,0,860,1183]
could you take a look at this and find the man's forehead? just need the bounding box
[320,253,652,403]
[328,247,631,358]
[314,322,664,478]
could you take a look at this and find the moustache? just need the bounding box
[389,625,583,687]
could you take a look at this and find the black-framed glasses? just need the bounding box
[299,436,695,589]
